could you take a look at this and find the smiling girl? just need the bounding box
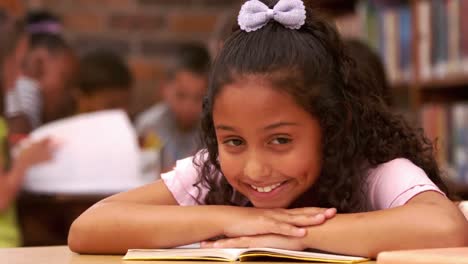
[68,0,468,257]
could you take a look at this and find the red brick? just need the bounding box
[141,40,184,57]
[167,13,219,33]
[64,13,105,33]
[71,35,131,56]
[0,0,25,16]
[194,0,242,7]
[63,0,135,11]
[128,58,165,82]
[138,0,192,7]
[110,14,164,32]
[138,0,241,7]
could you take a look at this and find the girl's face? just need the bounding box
[213,76,323,209]
[41,51,77,121]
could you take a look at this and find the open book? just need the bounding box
[123,248,369,263]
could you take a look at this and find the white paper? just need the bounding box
[23,110,146,195]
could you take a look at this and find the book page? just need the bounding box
[124,248,246,261]
[124,247,369,263]
[22,110,145,195]
[240,248,368,262]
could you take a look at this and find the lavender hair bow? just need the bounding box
[238,0,306,32]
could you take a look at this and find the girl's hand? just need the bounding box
[16,138,58,169]
[222,207,336,238]
[202,234,305,251]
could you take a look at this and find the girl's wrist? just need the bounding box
[210,205,238,237]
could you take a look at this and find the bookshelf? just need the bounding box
[354,0,468,198]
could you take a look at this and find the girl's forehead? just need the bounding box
[213,80,312,123]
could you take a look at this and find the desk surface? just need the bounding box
[1,246,377,264]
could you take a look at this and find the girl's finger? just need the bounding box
[262,219,307,237]
[324,208,337,219]
[286,207,329,215]
[272,211,327,227]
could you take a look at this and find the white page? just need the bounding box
[23,110,145,195]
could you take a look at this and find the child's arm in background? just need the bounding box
[7,115,33,136]
[68,180,336,254]
[206,191,467,258]
[0,138,54,211]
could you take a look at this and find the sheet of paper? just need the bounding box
[23,110,146,195]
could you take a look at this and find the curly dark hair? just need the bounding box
[194,0,449,213]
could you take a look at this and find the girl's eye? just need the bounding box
[270,137,292,145]
[224,139,244,147]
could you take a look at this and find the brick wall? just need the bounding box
[23,0,243,114]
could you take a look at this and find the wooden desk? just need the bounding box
[0,246,377,264]
[17,193,108,246]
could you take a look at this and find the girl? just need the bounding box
[6,22,77,137]
[69,0,468,257]
[0,12,57,247]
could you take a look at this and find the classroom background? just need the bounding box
[0,0,467,248]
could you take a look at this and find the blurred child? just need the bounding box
[75,50,132,114]
[0,10,28,104]
[5,10,76,141]
[6,33,77,138]
[0,10,56,248]
[25,10,62,36]
[136,43,210,172]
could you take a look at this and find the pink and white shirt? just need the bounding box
[161,156,444,211]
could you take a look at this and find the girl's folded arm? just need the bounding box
[68,179,329,254]
[68,180,228,254]
[300,191,468,258]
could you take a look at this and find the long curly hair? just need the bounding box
[194,0,449,213]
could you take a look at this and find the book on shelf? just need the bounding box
[360,0,468,83]
[421,103,468,183]
[123,247,369,263]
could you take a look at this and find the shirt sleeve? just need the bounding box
[366,158,446,211]
[161,155,209,206]
[5,77,42,129]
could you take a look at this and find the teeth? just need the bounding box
[251,182,282,193]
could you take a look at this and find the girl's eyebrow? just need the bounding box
[264,122,299,130]
[215,125,237,132]
[215,122,299,132]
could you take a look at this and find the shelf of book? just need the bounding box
[357,0,468,190]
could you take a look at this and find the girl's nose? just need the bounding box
[243,155,271,181]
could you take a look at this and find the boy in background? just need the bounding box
[75,50,132,114]
[136,43,210,172]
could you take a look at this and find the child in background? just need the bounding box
[136,43,210,172]
[25,10,62,36]
[0,11,56,248]
[69,0,467,257]
[0,11,28,114]
[75,50,133,114]
[5,10,76,140]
